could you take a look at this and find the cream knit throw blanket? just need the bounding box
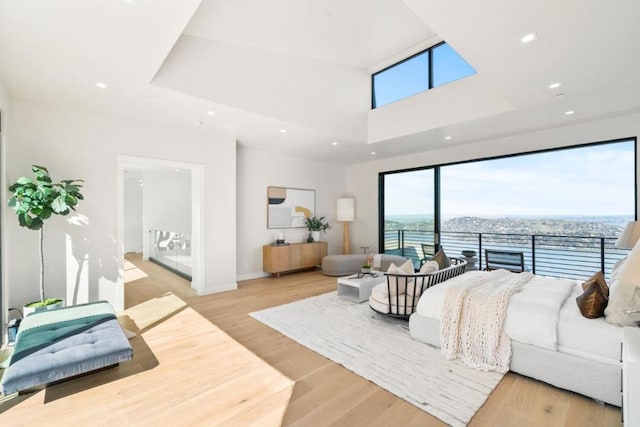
[441,269,534,373]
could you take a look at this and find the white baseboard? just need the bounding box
[197,282,237,296]
[237,272,271,282]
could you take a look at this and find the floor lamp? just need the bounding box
[337,198,355,255]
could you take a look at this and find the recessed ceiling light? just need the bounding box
[548,82,561,89]
[207,111,215,116]
[280,129,287,133]
[370,151,377,155]
[445,136,452,140]
[564,110,575,115]
[331,142,338,146]
[96,82,107,89]
[520,33,538,44]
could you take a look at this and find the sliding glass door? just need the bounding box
[379,138,637,279]
[380,168,437,268]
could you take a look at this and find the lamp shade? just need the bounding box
[337,198,355,222]
[616,221,640,249]
[617,238,640,285]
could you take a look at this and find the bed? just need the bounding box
[0,301,133,395]
[409,270,624,406]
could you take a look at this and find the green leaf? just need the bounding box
[16,176,34,185]
[32,165,49,174]
[65,194,77,206]
[51,196,67,213]
[8,197,16,208]
[29,218,43,230]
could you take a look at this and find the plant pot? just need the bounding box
[361,267,372,274]
[311,231,320,242]
[23,298,65,317]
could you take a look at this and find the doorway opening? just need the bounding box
[117,156,205,309]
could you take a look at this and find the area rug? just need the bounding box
[250,292,504,427]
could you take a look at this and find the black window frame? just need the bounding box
[372,41,476,109]
[378,137,638,251]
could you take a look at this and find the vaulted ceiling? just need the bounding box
[1,0,639,163]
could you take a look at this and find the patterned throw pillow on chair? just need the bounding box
[429,248,451,269]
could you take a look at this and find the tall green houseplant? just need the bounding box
[8,165,84,305]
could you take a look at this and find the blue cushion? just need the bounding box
[1,318,133,394]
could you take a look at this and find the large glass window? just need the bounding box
[372,42,475,109]
[379,139,637,279]
[381,168,436,268]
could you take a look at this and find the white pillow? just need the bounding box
[608,257,627,297]
[605,246,640,326]
[386,259,415,296]
[419,260,439,274]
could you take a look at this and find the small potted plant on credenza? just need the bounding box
[304,216,331,242]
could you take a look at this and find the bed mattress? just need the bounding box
[414,271,622,363]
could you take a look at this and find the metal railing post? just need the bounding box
[600,237,606,273]
[478,233,483,270]
[531,235,536,274]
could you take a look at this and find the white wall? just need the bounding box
[236,146,347,280]
[155,36,369,142]
[123,175,143,254]
[348,112,640,252]
[5,98,237,311]
[141,170,191,258]
[0,75,12,340]
[368,74,513,143]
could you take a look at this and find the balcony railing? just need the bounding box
[384,230,629,281]
[149,229,192,281]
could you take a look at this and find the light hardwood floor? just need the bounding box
[1,254,622,426]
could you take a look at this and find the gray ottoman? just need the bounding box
[321,254,409,276]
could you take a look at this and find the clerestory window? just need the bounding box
[371,42,476,109]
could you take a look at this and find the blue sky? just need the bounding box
[373,43,475,108]
[385,141,635,217]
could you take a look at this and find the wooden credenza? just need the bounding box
[263,242,328,277]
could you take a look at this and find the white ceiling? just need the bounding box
[1,0,639,164]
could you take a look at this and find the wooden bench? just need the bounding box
[0,301,133,395]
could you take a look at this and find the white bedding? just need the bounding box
[557,283,623,362]
[416,270,577,351]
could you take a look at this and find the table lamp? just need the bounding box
[337,198,355,255]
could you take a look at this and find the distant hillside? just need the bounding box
[442,216,624,237]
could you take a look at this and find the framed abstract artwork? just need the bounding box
[267,186,315,229]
